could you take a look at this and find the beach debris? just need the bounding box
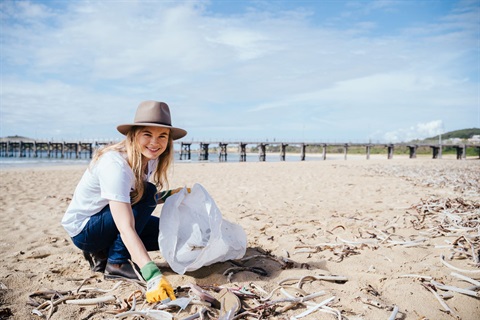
[290,296,336,319]
[237,251,296,269]
[430,279,479,298]
[0,307,13,319]
[450,271,480,286]
[421,281,461,319]
[278,274,348,287]
[223,266,268,282]
[408,198,479,271]
[398,274,433,280]
[223,251,302,282]
[440,255,480,275]
[356,296,386,309]
[287,194,478,319]
[371,163,480,196]
[26,268,349,320]
[188,283,220,308]
[293,243,363,262]
[398,197,480,318]
[387,305,399,320]
[114,309,173,319]
[26,191,479,319]
[64,294,117,305]
[27,278,124,319]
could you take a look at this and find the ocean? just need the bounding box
[0,151,350,169]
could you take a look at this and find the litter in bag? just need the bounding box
[158,183,247,275]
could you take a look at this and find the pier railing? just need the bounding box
[1,140,478,161]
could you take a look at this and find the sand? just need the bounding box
[0,156,479,319]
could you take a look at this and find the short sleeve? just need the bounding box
[95,152,134,203]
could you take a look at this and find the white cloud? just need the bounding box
[383,120,444,142]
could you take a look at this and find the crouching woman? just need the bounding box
[61,100,187,303]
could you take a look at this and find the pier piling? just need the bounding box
[219,143,228,162]
[199,143,209,161]
[180,142,191,160]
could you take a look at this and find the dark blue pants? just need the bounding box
[72,182,159,264]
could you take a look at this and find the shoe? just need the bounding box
[82,250,107,273]
[104,262,141,280]
[217,288,241,318]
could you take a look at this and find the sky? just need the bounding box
[1,0,479,143]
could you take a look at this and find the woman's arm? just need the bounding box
[110,200,176,302]
[109,200,151,268]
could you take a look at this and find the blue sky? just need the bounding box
[1,0,479,143]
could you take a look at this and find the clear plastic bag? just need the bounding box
[158,183,247,274]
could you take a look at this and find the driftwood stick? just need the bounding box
[398,274,433,280]
[440,255,480,276]
[386,238,428,247]
[46,299,54,320]
[34,295,77,311]
[75,276,97,294]
[388,305,399,320]
[65,295,117,305]
[78,280,124,294]
[290,296,336,319]
[450,272,480,286]
[278,274,348,287]
[319,305,342,320]
[422,283,460,319]
[280,288,317,307]
[430,280,480,298]
[249,282,268,296]
[337,237,378,245]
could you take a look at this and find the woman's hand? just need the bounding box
[157,187,191,204]
[170,187,191,195]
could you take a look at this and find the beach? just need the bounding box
[0,156,479,319]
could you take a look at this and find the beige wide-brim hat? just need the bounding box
[117,100,187,140]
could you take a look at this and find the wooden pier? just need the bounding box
[0,140,108,159]
[0,139,479,161]
[176,141,480,162]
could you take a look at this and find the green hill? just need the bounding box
[426,128,480,140]
[0,135,34,142]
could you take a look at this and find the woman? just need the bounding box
[61,100,187,303]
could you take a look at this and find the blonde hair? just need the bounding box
[92,126,174,204]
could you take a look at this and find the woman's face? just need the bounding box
[136,126,170,161]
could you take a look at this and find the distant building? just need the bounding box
[468,135,480,143]
[446,138,462,144]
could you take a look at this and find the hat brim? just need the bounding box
[117,123,187,140]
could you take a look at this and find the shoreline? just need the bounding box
[0,152,473,170]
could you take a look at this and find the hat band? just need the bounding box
[135,121,172,126]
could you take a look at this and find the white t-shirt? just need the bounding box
[61,151,158,237]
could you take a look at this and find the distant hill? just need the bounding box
[425,128,480,140]
[0,135,34,142]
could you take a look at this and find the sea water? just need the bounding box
[0,152,348,168]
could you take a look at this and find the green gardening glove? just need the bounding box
[157,187,191,203]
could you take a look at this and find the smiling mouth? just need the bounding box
[147,147,160,153]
